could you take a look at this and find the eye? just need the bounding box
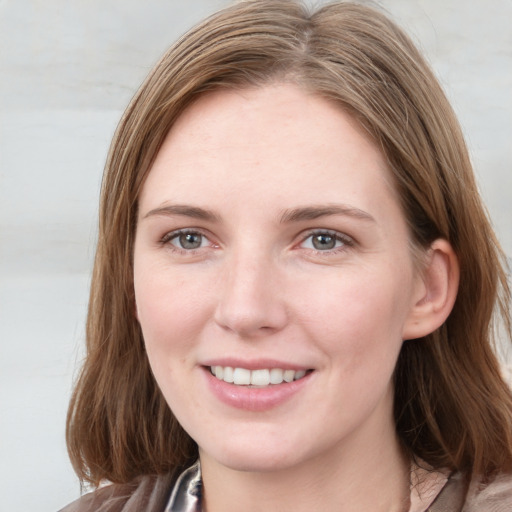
[162,230,211,251]
[300,231,352,251]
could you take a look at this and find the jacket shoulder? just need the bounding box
[426,470,512,511]
[58,473,176,512]
[463,472,512,511]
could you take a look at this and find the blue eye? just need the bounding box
[177,232,203,249]
[164,231,209,250]
[301,231,350,251]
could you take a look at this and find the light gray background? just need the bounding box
[1,1,511,510]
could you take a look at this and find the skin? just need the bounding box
[133,84,436,511]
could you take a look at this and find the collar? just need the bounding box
[164,460,202,512]
[409,461,451,512]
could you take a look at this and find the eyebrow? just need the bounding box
[279,204,375,224]
[143,204,221,222]
[142,203,375,224]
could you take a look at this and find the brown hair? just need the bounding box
[67,0,512,486]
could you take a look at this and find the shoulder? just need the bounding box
[431,471,512,511]
[463,472,512,511]
[58,473,176,512]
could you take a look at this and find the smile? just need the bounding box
[210,366,309,386]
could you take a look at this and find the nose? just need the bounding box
[214,251,288,338]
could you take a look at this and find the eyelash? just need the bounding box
[159,229,355,255]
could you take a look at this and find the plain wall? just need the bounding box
[1,1,510,510]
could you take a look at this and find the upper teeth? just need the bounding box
[210,366,307,386]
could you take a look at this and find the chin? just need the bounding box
[206,452,300,474]
[198,432,312,474]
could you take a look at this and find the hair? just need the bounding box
[67,0,512,486]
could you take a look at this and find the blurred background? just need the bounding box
[1,1,511,510]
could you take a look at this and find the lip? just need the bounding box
[201,362,314,412]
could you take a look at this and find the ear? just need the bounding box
[402,239,459,340]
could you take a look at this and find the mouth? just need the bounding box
[209,366,312,387]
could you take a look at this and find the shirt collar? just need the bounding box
[164,460,202,512]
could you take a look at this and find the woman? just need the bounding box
[62,1,512,510]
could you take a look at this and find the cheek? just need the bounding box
[134,268,209,412]
[134,263,211,356]
[298,266,412,369]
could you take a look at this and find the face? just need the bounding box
[134,84,424,474]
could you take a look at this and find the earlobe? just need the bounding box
[402,239,460,340]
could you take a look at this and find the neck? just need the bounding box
[200,394,410,512]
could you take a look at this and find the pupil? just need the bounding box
[179,233,202,249]
[313,234,335,250]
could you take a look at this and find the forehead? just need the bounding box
[139,84,400,221]
[157,84,380,167]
